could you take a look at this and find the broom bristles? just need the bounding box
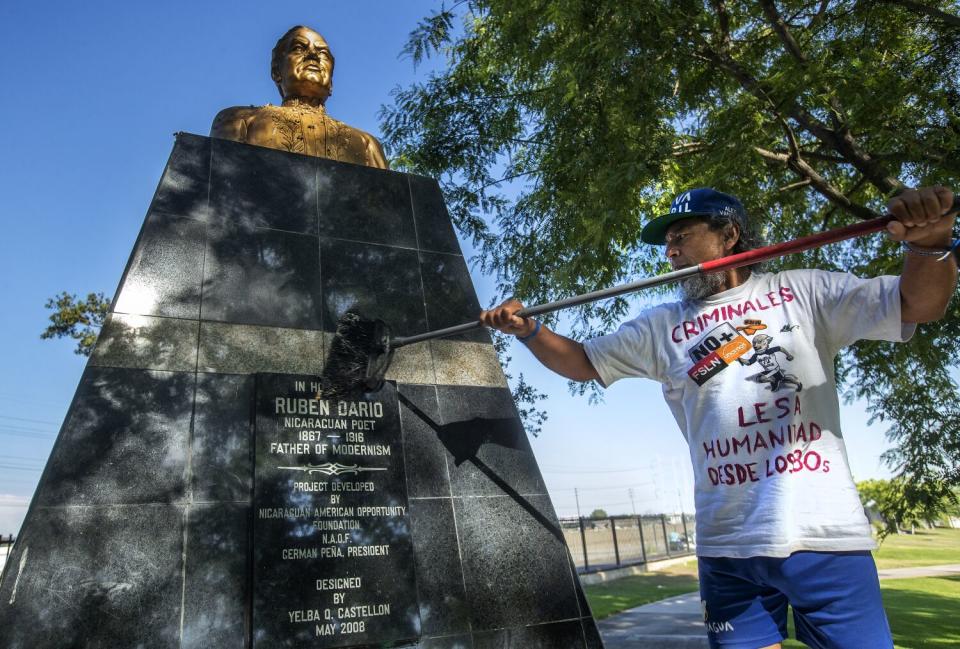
[317,312,392,398]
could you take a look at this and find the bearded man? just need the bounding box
[481,186,957,649]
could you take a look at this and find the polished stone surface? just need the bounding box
[431,340,508,388]
[408,498,470,636]
[2,134,602,648]
[153,132,211,220]
[113,212,206,318]
[203,225,324,329]
[90,313,199,372]
[191,373,254,503]
[182,503,250,648]
[210,137,318,234]
[420,251,489,343]
[199,322,325,374]
[0,504,184,649]
[320,238,426,337]
[436,385,546,497]
[37,367,193,506]
[398,384,449,499]
[409,174,460,255]
[473,620,594,648]
[456,494,580,630]
[317,158,416,248]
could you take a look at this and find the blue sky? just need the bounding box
[0,0,894,534]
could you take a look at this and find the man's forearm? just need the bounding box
[888,186,957,323]
[520,324,601,382]
[901,239,958,323]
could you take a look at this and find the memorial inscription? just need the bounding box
[253,375,420,648]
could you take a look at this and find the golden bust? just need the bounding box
[211,26,389,169]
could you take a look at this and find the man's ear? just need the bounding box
[724,223,741,252]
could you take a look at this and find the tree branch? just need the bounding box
[778,178,812,192]
[806,0,830,29]
[879,0,960,29]
[691,30,904,195]
[753,146,880,220]
[759,0,806,62]
[710,0,732,51]
[478,169,540,191]
[759,0,847,129]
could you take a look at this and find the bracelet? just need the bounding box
[517,320,541,343]
[903,239,960,261]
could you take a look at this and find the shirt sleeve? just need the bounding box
[812,271,914,353]
[582,311,663,387]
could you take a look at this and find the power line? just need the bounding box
[540,460,664,472]
[0,465,42,472]
[541,467,650,475]
[547,481,656,492]
[0,415,59,426]
[0,423,57,433]
[0,430,56,440]
[0,454,48,462]
[0,394,64,409]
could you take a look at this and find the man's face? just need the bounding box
[275,28,334,101]
[664,218,735,270]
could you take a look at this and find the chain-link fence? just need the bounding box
[561,513,694,573]
[0,534,15,570]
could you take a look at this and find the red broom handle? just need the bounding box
[699,216,894,273]
[700,195,960,273]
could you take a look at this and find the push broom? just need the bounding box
[326,198,960,395]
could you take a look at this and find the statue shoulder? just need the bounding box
[353,126,390,170]
[210,105,263,141]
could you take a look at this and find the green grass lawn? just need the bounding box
[873,528,960,569]
[584,528,960,646]
[584,560,699,620]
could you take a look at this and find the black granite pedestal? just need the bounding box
[0,133,604,648]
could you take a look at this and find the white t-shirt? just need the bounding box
[583,270,913,558]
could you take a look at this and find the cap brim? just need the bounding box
[640,212,712,245]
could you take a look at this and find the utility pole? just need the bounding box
[673,457,684,514]
[628,488,637,516]
[574,487,582,520]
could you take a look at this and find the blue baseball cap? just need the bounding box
[641,188,747,244]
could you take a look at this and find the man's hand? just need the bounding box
[479,298,600,382]
[895,186,958,323]
[479,299,537,337]
[886,186,956,247]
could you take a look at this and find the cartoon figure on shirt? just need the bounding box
[737,333,803,392]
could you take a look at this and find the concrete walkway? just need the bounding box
[597,564,960,648]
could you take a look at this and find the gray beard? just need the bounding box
[678,272,726,301]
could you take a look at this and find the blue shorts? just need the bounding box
[698,551,892,649]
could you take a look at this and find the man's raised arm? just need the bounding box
[479,299,600,382]
[887,186,958,323]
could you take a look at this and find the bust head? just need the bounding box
[270,26,334,104]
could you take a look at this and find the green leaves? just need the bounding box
[41,292,111,357]
[857,477,958,539]
[382,1,960,502]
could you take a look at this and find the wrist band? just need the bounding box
[517,320,541,343]
[903,239,960,261]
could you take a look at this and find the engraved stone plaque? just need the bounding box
[252,374,420,647]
